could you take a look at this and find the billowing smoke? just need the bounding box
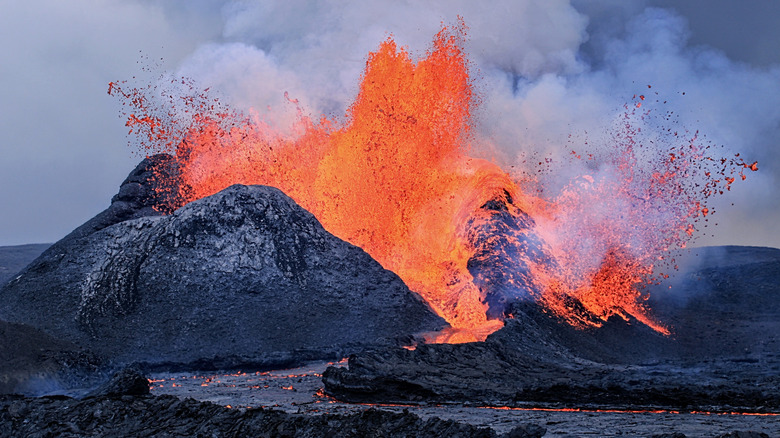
[173,1,588,131]
[168,0,780,248]
[1,0,778,251]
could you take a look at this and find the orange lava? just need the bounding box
[113,20,514,338]
[111,21,755,342]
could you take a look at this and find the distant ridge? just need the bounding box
[0,243,51,286]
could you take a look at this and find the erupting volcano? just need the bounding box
[109,20,756,342]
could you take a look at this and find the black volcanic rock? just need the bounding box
[504,424,547,438]
[323,246,780,411]
[0,320,101,395]
[716,432,770,438]
[86,368,149,397]
[323,316,583,404]
[324,314,780,410]
[0,394,505,438]
[0,181,443,367]
[465,189,551,318]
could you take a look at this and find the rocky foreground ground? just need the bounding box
[1,394,521,438]
[1,367,775,437]
[0,369,545,438]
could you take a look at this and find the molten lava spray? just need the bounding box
[110,21,756,342]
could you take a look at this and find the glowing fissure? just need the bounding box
[110,21,755,342]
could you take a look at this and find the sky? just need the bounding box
[1,0,779,248]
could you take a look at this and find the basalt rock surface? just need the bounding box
[86,367,149,398]
[324,316,780,411]
[0,320,102,395]
[0,159,444,368]
[324,246,780,411]
[0,393,543,438]
[465,189,551,318]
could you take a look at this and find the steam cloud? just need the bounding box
[1,0,778,248]
[171,0,780,249]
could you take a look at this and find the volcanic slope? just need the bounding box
[324,245,780,411]
[0,156,444,368]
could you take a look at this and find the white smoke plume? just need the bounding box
[167,0,780,249]
[1,0,778,248]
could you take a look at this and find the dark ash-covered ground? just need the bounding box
[1,368,544,438]
[0,394,513,438]
[146,361,778,437]
[1,364,775,437]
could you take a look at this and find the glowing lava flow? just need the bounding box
[110,22,755,342]
[523,101,757,334]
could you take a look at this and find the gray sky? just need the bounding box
[1,0,778,248]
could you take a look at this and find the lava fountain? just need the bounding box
[109,20,756,342]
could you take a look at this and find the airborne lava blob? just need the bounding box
[110,21,756,342]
